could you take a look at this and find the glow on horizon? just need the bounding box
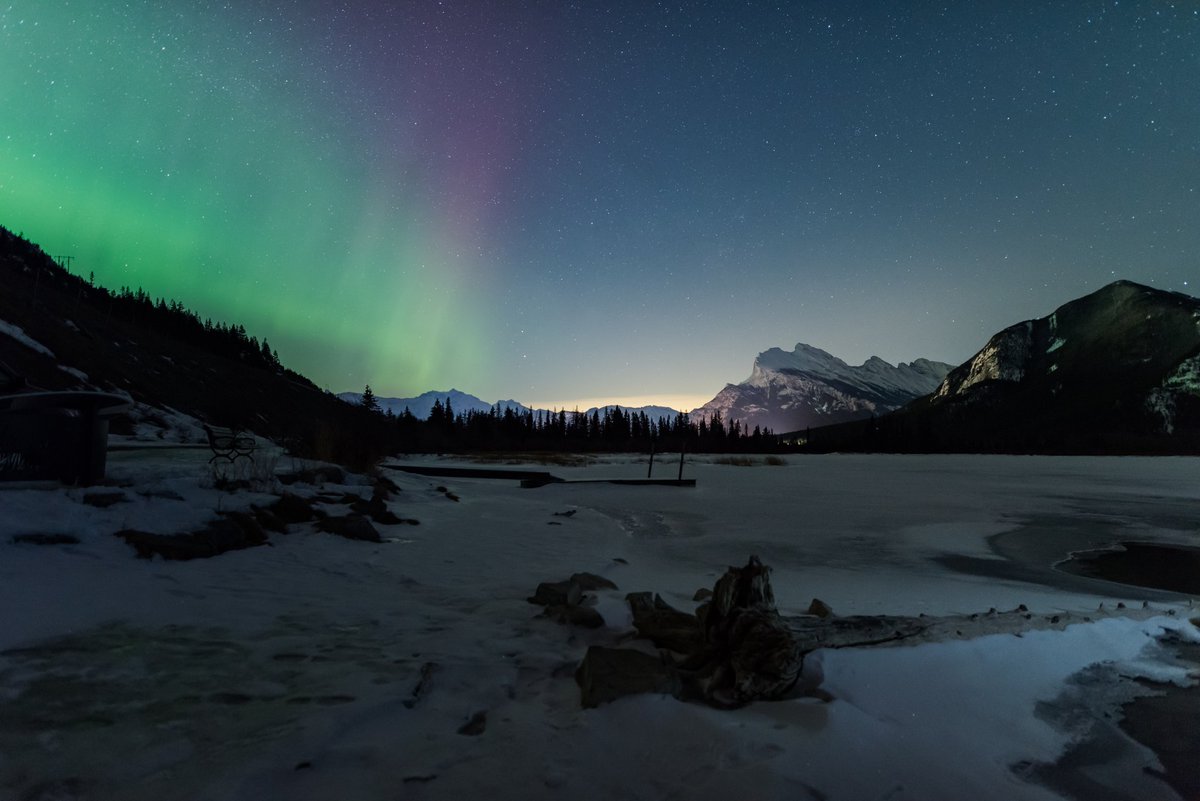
[524,394,709,414]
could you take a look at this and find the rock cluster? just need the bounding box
[576,556,810,709]
[113,475,415,558]
[116,511,268,560]
[526,573,616,629]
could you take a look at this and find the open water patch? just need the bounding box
[1057,541,1200,594]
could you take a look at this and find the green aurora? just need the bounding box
[4,2,1198,408]
[1,2,494,394]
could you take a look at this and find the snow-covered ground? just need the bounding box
[2,447,1198,800]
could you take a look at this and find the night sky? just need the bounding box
[2,2,1197,410]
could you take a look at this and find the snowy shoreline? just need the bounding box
[2,448,1198,800]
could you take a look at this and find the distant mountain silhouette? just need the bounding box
[806,281,1200,454]
[337,388,681,423]
[336,388,526,420]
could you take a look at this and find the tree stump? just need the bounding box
[675,555,804,707]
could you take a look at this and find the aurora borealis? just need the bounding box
[2,2,1198,410]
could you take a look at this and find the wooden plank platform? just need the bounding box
[385,464,563,484]
[522,478,696,488]
[570,478,695,486]
[385,464,695,489]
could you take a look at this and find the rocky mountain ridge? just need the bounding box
[808,280,1200,453]
[690,343,953,433]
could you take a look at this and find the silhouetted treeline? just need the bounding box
[108,286,285,372]
[363,396,783,454]
[799,399,1200,455]
[1,225,315,390]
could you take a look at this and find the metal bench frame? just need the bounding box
[204,424,256,465]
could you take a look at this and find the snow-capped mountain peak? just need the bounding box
[753,343,848,379]
[693,343,953,433]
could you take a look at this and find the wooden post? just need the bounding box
[647,440,655,478]
[678,439,686,481]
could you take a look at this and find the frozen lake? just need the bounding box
[447,452,1200,615]
[2,451,1197,800]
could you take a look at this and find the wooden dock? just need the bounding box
[385,464,694,489]
[385,464,561,484]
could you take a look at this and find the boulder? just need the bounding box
[807,598,834,618]
[372,475,400,497]
[277,465,346,485]
[116,515,267,560]
[252,506,289,533]
[546,604,605,629]
[270,493,320,524]
[350,493,406,525]
[626,592,703,654]
[220,510,267,540]
[528,580,583,607]
[575,646,675,708]
[457,710,487,736]
[316,514,383,543]
[570,572,618,591]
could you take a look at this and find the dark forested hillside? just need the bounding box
[0,226,393,466]
[802,281,1200,455]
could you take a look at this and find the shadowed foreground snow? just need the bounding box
[1,448,1198,800]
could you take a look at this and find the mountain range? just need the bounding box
[5,222,1199,456]
[688,345,952,433]
[358,280,1200,453]
[807,280,1200,453]
[335,388,680,424]
[349,349,953,434]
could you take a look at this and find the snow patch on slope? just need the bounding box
[0,317,54,358]
[936,321,1033,398]
[57,364,90,382]
[1146,353,1200,433]
[1162,353,1200,395]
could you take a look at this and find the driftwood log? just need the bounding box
[675,555,805,707]
[575,555,1149,709]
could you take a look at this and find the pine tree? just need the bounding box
[361,384,381,413]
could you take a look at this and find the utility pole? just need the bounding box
[56,255,75,273]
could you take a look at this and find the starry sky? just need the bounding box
[2,2,1197,410]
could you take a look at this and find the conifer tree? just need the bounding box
[361,384,380,413]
